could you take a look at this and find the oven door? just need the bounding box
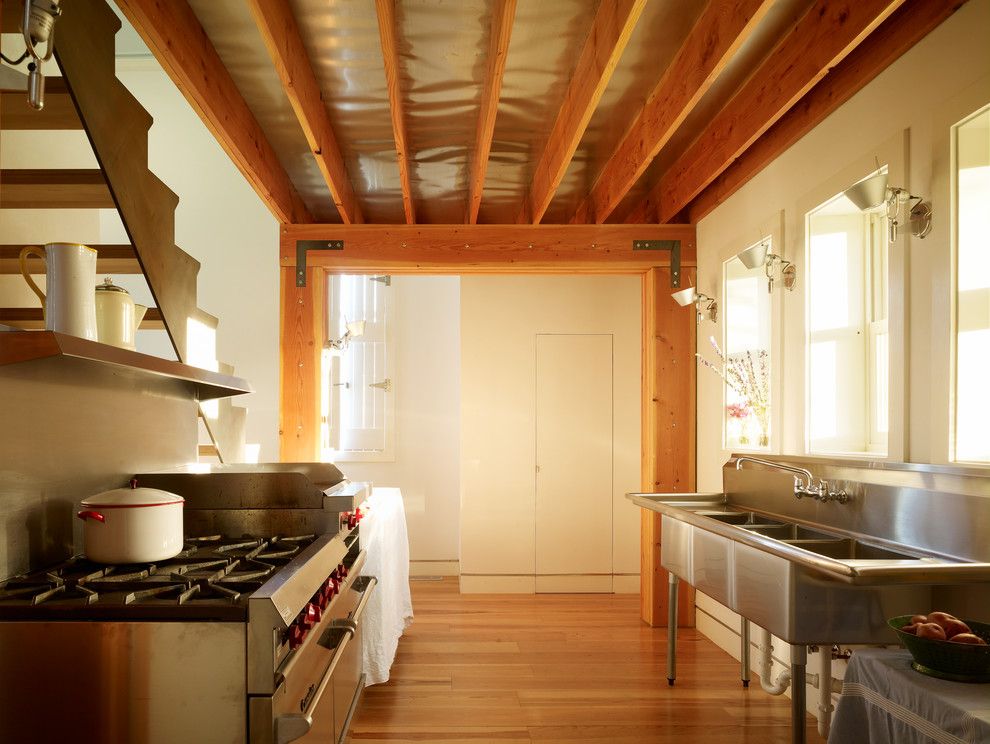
[267,559,376,744]
[333,575,377,742]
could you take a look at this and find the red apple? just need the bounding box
[948,633,987,645]
[916,623,947,641]
[928,611,957,628]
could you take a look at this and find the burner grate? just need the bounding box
[0,533,321,618]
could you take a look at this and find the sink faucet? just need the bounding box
[735,456,849,504]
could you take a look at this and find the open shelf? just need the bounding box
[0,330,252,401]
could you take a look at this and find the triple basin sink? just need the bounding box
[627,492,988,644]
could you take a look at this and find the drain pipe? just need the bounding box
[757,626,792,695]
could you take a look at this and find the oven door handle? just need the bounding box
[349,575,378,626]
[274,625,354,744]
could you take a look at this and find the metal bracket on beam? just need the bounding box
[295,240,344,286]
[632,239,681,288]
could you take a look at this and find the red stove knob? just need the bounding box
[348,515,357,529]
[288,624,306,650]
[299,603,319,630]
[338,563,348,578]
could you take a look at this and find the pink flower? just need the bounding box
[726,402,751,419]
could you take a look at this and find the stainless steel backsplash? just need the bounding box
[0,357,198,580]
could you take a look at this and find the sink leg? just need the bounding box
[791,644,807,744]
[740,618,750,688]
[666,573,678,686]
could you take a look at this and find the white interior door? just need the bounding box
[535,333,613,592]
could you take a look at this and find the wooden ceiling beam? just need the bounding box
[247,0,364,224]
[687,0,969,221]
[569,0,774,225]
[466,0,517,224]
[516,0,647,225]
[281,223,695,273]
[637,0,907,223]
[114,0,313,225]
[375,0,416,224]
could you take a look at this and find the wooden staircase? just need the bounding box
[0,0,247,462]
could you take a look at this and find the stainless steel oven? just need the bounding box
[0,464,375,744]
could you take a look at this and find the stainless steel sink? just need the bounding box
[742,524,837,540]
[783,538,920,561]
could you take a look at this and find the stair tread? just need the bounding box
[1,78,80,129]
[0,168,114,209]
[1,244,140,274]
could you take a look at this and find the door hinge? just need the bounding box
[370,275,391,286]
[369,378,392,392]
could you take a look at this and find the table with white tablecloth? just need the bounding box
[358,487,414,685]
[828,648,990,744]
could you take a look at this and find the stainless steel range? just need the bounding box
[0,464,374,744]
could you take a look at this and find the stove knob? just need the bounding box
[338,563,349,578]
[299,603,319,630]
[348,515,358,529]
[317,587,331,610]
[288,624,305,650]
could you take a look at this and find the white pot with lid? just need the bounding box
[77,481,184,564]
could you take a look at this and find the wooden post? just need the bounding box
[278,265,324,461]
[640,268,696,627]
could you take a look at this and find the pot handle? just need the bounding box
[77,510,105,523]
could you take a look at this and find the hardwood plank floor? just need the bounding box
[350,578,825,743]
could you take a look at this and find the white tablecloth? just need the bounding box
[829,648,990,744]
[359,487,414,685]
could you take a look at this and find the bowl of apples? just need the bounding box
[889,612,990,682]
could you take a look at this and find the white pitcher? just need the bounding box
[19,242,99,340]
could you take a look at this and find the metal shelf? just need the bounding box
[0,330,252,401]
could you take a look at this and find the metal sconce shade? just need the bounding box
[671,286,698,307]
[844,172,889,211]
[737,242,769,269]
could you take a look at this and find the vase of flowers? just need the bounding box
[698,337,770,448]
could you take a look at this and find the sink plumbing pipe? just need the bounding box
[757,626,792,695]
[805,650,844,740]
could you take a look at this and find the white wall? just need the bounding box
[111,61,281,460]
[459,275,641,593]
[338,276,461,570]
[693,0,990,722]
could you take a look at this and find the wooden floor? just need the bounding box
[350,578,826,743]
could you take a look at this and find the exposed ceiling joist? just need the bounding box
[516,0,647,225]
[638,0,907,224]
[281,223,695,273]
[375,0,416,224]
[569,0,775,225]
[688,0,970,221]
[247,0,364,225]
[466,0,517,225]
[114,0,312,225]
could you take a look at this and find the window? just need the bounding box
[320,274,395,462]
[721,240,773,449]
[807,171,889,455]
[953,105,990,463]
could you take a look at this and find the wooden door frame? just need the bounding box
[277,223,696,626]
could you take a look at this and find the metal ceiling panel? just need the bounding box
[476,0,601,224]
[188,0,341,222]
[543,0,706,224]
[290,0,406,224]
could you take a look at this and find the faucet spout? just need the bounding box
[735,456,814,491]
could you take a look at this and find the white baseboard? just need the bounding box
[409,560,459,577]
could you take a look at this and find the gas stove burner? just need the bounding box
[0,532,324,619]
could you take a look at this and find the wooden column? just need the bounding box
[278,266,324,461]
[640,268,696,627]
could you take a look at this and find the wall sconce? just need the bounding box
[325,319,365,351]
[736,241,796,293]
[843,171,932,243]
[672,286,718,323]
